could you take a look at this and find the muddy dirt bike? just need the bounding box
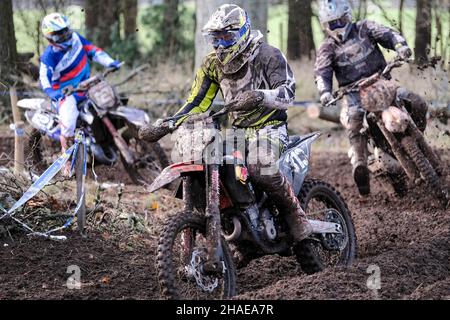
[326,57,449,206]
[17,65,169,185]
[143,108,357,299]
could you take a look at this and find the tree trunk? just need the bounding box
[162,0,181,58]
[195,0,229,70]
[234,0,268,38]
[0,0,19,117]
[414,0,432,64]
[287,0,315,60]
[85,0,121,48]
[123,0,138,38]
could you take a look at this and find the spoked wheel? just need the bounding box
[157,211,236,300]
[402,136,448,205]
[295,179,357,275]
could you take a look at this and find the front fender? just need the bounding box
[149,163,204,193]
[110,106,150,127]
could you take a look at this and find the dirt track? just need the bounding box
[0,139,449,300]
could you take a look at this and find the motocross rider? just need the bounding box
[315,0,429,196]
[39,13,121,175]
[141,4,312,242]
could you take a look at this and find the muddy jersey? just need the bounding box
[175,32,296,129]
[314,20,407,95]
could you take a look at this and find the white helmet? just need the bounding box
[41,13,73,50]
[202,4,252,66]
[319,0,353,42]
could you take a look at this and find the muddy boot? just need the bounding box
[253,171,313,242]
[350,135,370,196]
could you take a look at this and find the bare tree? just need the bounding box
[85,0,121,48]
[0,0,19,118]
[123,0,138,38]
[398,0,405,35]
[195,0,229,70]
[234,0,268,38]
[414,0,432,64]
[287,0,315,60]
[162,0,181,58]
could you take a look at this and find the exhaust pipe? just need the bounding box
[223,216,242,242]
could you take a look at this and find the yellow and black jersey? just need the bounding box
[175,34,296,129]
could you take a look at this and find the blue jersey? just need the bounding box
[39,32,114,99]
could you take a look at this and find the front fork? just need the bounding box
[182,169,223,275]
[101,115,134,164]
[204,164,223,273]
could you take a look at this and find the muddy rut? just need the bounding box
[0,148,449,300]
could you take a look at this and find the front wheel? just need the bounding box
[295,179,357,275]
[156,211,236,300]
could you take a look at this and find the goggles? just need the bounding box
[328,17,350,30]
[45,28,73,44]
[203,19,249,49]
[204,29,242,49]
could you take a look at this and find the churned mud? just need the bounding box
[0,128,449,300]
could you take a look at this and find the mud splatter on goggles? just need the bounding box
[203,22,249,49]
[328,17,350,30]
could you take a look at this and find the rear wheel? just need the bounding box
[157,211,236,300]
[402,136,448,204]
[295,179,357,274]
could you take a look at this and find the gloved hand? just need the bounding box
[46,89,64,102]
[320,92,334,107]
[395,44,412,60]
[139,120,174,143]
[227,91,265,112]
[108,60,122,71]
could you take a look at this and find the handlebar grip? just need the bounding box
[138,124,171,143]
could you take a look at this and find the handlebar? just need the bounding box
[324,56,408,108]
[62,62,125,97]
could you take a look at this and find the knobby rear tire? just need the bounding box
[402,136,447,203]
[295,179,357,275]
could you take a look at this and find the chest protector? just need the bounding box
[333,24,387,87]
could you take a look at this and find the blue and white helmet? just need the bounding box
[319,0,353,42]
[41,13,73,50]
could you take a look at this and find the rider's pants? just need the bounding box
[58,93,85,137]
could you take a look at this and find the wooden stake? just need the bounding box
[10,86,25,176]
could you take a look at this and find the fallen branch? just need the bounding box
[306,104,342,124]
[114,63,151,87]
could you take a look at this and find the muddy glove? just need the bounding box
[227,91,265,112]
[320,92,334,107]
[139,119,175,143]
[395,44,412,61]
